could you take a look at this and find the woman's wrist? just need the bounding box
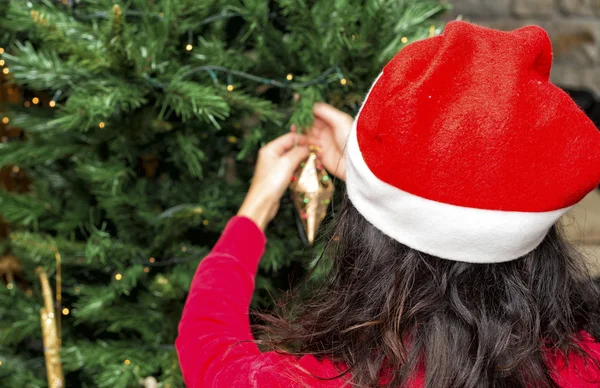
[237,193,278,231]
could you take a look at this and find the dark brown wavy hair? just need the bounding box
[258,194,600,387]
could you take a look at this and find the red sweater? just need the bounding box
[176,216,600,387]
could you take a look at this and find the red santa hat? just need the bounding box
[346,21,600,263]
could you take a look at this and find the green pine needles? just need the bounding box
[0,0,447,386]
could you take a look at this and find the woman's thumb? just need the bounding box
[313,103,352,129]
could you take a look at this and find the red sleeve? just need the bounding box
[175,216,348,388]
[550,332,600,387]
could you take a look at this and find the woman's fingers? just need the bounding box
[313,103,353,130]
[314,145,346,180]
[309,117,329,138]
[276,103,353,182]
[265,133,308,156]
[283,145,311,172]
[312,104,353,155]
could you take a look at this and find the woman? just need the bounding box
[176,21,600,387]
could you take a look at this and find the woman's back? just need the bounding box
[176,216,600,387]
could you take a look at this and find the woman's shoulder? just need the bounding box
[548,331,600,387]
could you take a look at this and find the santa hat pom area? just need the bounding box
[346,21,600,263]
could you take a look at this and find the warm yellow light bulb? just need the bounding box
[6,283,13,290]
[340,78,347,85]
[228,136,238,144]
[99,121,105,128]
[124,359,131,365]
[0,360,3,366]
[401,37,408,43]
[149,257,155,263]
[2,117,8,124]
[186,44,193,51]
[2,68,9,74]
[62,308,69,315]
[286,73,293,81]
[0,60,5,66]
[227,84,234,92]
[0,48,4,54]
[49,100,56,107]
[32,97,40,104]
[144,267,150,273]
[115,273,122,281]
[203,219,209,225]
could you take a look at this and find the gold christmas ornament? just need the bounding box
[289,152,334,245]
[0,254,21,289]
[37,267,64,388]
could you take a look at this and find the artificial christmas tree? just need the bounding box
[0,1,447,386]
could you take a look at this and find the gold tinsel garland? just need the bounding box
[37,266,64,387]
[2,34,65,386]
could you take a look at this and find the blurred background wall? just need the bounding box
[445,0,600,93]
[444,0,600,274]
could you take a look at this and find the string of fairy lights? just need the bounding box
[0,3,437,125]
[0,47,348,130]
[0,20,432,285]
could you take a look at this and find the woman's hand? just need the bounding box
[237,133,310,231]
[308,103,354,181]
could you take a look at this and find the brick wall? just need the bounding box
[444,0,600,94]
